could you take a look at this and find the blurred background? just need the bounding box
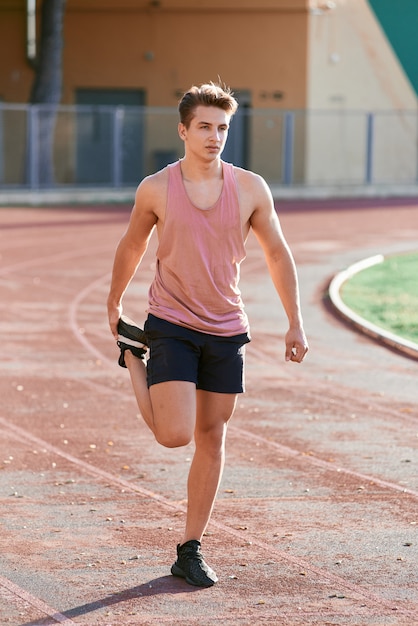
[0,0,417,197]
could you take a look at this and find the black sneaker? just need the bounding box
[117,315,148,368]
[170,540,218,587]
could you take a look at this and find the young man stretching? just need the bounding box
[107,82,308,587]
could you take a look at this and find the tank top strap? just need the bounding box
[167,160,184,195]
[220,161,239,210]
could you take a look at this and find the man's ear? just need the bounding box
[178,122,187,141]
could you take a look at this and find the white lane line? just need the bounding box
[0,574,78,624]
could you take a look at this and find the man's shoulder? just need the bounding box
[136,166,170,200]
[132,166,172,221]
[141,165,170,189]
[232,165,271,198]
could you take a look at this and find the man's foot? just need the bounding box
[117,315,148,368]
[170,540,218,587]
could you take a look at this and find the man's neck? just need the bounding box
[179,157,223,182]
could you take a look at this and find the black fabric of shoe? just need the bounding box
[117,315,148,368]
[170,540,218,587]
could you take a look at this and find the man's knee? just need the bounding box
[194,422,227,455]
[154,426,193,448]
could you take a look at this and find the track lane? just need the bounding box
[1,205,418,624]
[1,416,416,621]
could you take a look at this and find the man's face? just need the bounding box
[179,106,231,161]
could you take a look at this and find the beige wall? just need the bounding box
[0,3,34,103]
[1,0,416,186]
[65,0,309,109]
[305,0,417,185]
[0,0,309,109]
[0,0,310,183]
[307,0,416,111]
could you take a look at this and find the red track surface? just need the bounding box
[1,201,417,625]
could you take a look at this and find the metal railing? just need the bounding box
[0,103,417,190]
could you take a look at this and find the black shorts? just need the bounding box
[144,314,250,394]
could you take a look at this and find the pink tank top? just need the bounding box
[147,160,249,336]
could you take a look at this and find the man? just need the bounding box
[107,82,308,587]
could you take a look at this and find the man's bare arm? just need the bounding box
[107,178,159,338]
[248,174,308,362]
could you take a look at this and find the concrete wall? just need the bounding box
[0,0,311,183]
[1,0,417,188]
[367,0,418,95]
[0,3,34,103]
[305,0,417,185]
[0,0,309,110]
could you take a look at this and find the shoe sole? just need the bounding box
[118,315,148,346]
[170,562,217,587]
[116,316,148,368]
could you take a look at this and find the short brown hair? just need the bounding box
[178,82,239,128]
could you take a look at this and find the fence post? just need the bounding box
[27,105,39,189]
[365,112,374,185]
[112,107,124,187]
[0,104,3,185]
[283,112,294,185]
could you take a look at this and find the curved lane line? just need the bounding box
[68,277,418,500]
[329,254,418,360]
[3,234,415,618]
[67,270,116,367]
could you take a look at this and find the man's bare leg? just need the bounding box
[123,350,155,433]
[123,354,234,586]
[123,351,197,448]
[123,353,235,535]
[181,390,237,544]
[169,390,237,587]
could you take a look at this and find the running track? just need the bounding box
[0,201,417,625]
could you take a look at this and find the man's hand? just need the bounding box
[108,302,123,340]
[285,326,308,363]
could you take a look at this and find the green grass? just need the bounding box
[340,252,418,343]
